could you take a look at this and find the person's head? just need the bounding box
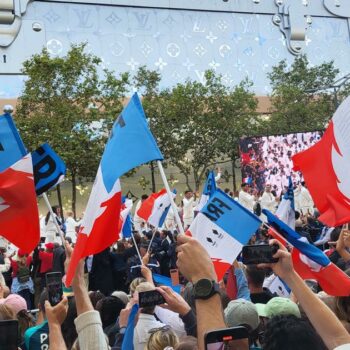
[224,299,260,332]
[136,282,156,314]
[66,211,74,218]
[265,184,272,193]
[88,291,105,309]
[184,190,193,199]
[146,326,179,350]
[61,297,78,348]
[17,309,35,340]
[116,241,125,253]
[0,294,27,315]
[241,183,249,192]
[39,289,49,317]
[96,296,125,328]
[175,336,199,350]
[45,242,54,252]
[160,230,168,240]
[256,297,301,319]
[129,277,146,297]
[334,268,350,322]
[262,315,326,350]
[0,304,16,320]
[141,194,149,202]
[111,291,129,306]
[245,265,266,290]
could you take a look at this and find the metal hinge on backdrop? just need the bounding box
[0,0,32,47]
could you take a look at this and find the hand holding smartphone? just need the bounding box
[46,272,63,306]
[138,290,165,308]
[242,244,279,265]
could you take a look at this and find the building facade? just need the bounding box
[0,0,349,100]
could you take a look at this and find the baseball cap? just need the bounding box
[0,294,27,314]
[224,299,260,331]
[45,242,55,250]
[256,297,300,318]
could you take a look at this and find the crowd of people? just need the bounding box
[0,182,350,350]
[240,132,323,195]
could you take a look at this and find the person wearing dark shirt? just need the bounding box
[246,265,274,304]
[111,242,128,292]
[52,243,66,276]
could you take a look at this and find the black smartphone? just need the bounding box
[138,290,165,308]
[0,320,19,350]
[241,244,279,265]
[46,272,63,306]
[205,326,249,350]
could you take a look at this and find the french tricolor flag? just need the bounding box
[187,189,261,281]
[264,209,350,296]
[195,171,216,212]
[137,188,176,229]
[119,198,133,237]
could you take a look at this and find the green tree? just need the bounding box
[15,44,129,216]
[267,55,339,134]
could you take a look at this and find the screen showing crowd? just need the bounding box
[239,131,324,196]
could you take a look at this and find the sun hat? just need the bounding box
[256,297,300,318]
[224,298,260,331]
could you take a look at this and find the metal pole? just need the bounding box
[157,160,185,235]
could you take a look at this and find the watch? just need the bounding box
[193,279,220,300]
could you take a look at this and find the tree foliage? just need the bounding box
[267,55,338,133]
[15,44,129,216]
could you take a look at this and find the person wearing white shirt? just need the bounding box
[182,191,198,229]
[238,183,255,213]
[299,183,314,215]
[260,184,278,221]
[44,205,63,244]
[65,211,80,243]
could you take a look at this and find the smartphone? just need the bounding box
[0,320,19,350]
[205,326,249,350]
[170,268,180,286]
[139,290,165,308]
[46,272,63,306]
[242,244,279,265]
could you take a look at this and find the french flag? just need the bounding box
[187,189,261,281]
[66,93,163,286]
[119,198,133,237]
[293,96,350,227]
[195,170,216,212]
[264,209,350,296]
[275,177,295,229]
[137,188,176,228]
[243,176,253,185]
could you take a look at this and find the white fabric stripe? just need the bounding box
[189,212,243,264]
[148,192,174,227]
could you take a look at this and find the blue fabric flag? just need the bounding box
[121,304,139,350]
[122,196,133,238]
[31,143,66,196]
[153,273,181,294]
[275,176,295,229]
[158,189,177,228]
[101,93,163,192]
[196,172,217,211]
[263,209,330,266]
[0,113,27,172]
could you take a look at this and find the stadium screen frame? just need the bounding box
[239,131,324,196]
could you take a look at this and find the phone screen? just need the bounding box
[46,272,63,306]
[205,327,249,350]
[139,290,165,308]
[0,320,19,350]
[242,244,279,265]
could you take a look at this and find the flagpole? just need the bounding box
[147,228,157,254]
[42,193,66,246]
[157,161,185,235]
[131,231,143,265]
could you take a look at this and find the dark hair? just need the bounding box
[295,211,301,220]
[141,194,149,201]
[330,227,342,243]
[116,241,125,253]
[39,289,49,314]
[175,336,199,350]
[246,265,266,287]
[263,315,326,350]
[61,297,78,349]
[17,310,35,340]
[45,205,60,225]
[88,291,105,309]
[95,296,125,328]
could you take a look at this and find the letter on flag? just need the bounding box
[195,170,217,212]
[264,209,350,296]
[292,96,350,227]
[66,93,164,286]
[32,143,66,196]
[0,155,40,253]
[137,188,176,228]
[0,113,27,172]
[187,189,261,281]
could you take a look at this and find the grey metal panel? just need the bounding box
[34,0,341,17]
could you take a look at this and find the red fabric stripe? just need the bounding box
[137,188,166,221]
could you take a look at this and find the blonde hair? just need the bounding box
[129,277,146,296]
[0,304,16,320]
[145,327,179,350]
